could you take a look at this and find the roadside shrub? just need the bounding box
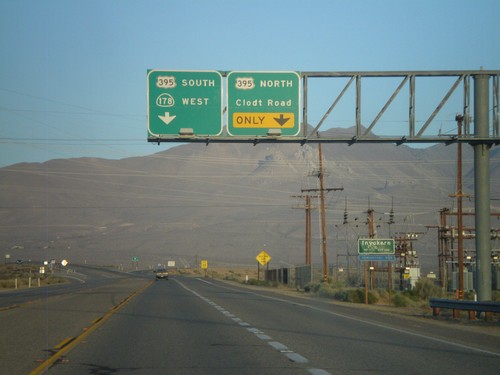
[224,274,240,282]
[349,289,365,303]
[392,293,413,307]
[345,274,360,287]
[366,290,379,304]
[307,285,379,304]
[333,290,349,302]
[412,278,443,299]
[311,283,322,293]
[304,283,321,293]
[246,279,277,287]
[376,289,390,303]
[45,276,66,285]
[317,283,336,298]
[0,280,15,289]
[331,280,346,289]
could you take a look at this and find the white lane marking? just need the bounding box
[175,278,330,374]
[205,281,500,358]
[286,352,309,363]
[268,341,289,351]
[308,369,332,375]
[256,333,272,340]
[196,278,215,285]
[247,327,263,333]
[59,275,86,283]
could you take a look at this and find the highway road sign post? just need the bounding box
[358,239,395,256]
[147,70,223,137]
[256,250,271,281]
[256,250,271,266]
[358,238,395,269]
[358,239,395,304]
[359,254,396,261]
[132,256,139,270]
[227,71,300,136]
[201,259,208,277]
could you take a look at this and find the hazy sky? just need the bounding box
[1,0,499,167]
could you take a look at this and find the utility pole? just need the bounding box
[449,114,465,299]
[365,208,375,298]
[439,208,450,290]
[292,194,319,265]
[301,142,343,282]
[367,208,375,239]
[427,209,500,293]
[318,143,328,282]
[306,195,312,265]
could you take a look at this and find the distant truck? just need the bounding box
[155,267,169,280]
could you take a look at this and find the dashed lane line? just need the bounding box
[196,278,500,358]
[175,278,332,375]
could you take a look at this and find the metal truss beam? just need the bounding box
[301,70,499,144]
[149,70,500,145]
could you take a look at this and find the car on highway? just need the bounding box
[155,267,169,280]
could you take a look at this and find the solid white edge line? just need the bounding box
[201,281,500,358]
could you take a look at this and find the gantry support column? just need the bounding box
[473,74,492,301]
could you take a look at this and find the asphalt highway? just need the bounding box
[1,271,499,374]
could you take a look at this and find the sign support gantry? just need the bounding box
[148,70,500,145]
[146,69,499,301]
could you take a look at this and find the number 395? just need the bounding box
[235,77,254,90]
[156,76,176,89]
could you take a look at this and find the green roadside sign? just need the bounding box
[226,71,300,136]
[358,239,395,254]
[147,70,223,137]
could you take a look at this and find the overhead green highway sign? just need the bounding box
[147,70,223,137]
[226,71,301,137]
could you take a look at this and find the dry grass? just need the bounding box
[0,263,66,290]
[175,266,260,282]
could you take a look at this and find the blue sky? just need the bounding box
[0,0,499,167]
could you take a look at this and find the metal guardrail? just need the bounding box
[429,298,500,321]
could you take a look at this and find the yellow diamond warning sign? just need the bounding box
[256,250,271,266]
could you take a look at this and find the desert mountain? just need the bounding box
[1,130,498,272]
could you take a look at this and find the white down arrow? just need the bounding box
[158,112,176,125]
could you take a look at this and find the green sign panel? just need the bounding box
[226,71,300,136]
[147,70,223,137]
[358,239,395,254]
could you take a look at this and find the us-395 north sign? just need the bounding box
[147,70,223,137]
[226,71,301,137]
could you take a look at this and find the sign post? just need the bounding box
[358,239,395,303]
[256,250,271,281]
[201,259,208,277]
[227,71,300,136]
[358,239,395,261]
[147,70,223,137]
[132,256,139,270]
